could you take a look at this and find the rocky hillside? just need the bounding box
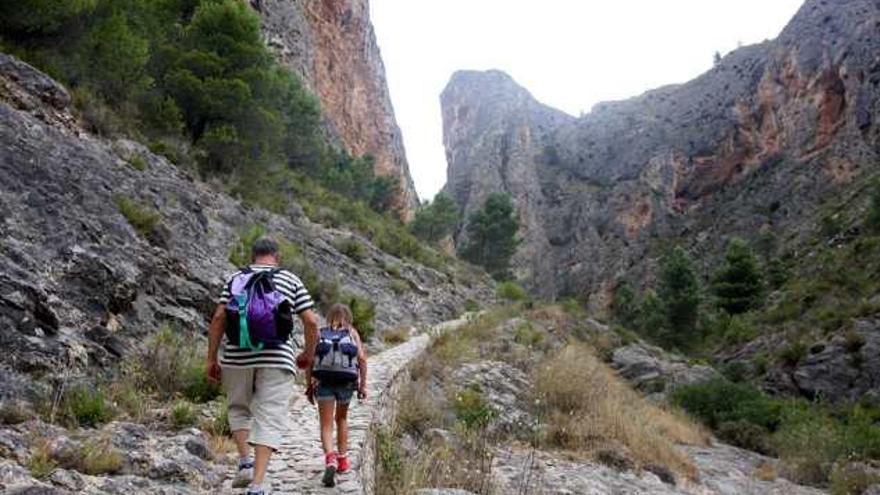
[254,0,419,218]
[441,0,880,303]
[0,52,491,405]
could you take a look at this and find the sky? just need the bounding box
[370,0,805,202]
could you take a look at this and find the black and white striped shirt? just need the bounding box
[218,264,314,372]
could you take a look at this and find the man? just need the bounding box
[206,237,319,495]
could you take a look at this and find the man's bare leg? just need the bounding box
[233,429,251,459]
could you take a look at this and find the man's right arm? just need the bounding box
[205,304,226,382]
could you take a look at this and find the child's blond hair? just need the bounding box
[326,303,353,329]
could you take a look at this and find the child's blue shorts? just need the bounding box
[316,382,356,404]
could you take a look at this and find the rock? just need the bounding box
[864,484,880,495]
[426,428,456,449]
[0,51,493,403]
[0,53,70,109]
[184,437,210,460]
[254,0,418,218]
[610,343,721,398]
[451,360,534,435]
[595,448,635,472]
[440,0,880,315]
[415,490,477,495]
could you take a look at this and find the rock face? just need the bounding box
[440,0,880,303]
[610,343,722,399]
[0,52,492,401]
[255,0,419,218]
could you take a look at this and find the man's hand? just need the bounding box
[206,358,222,384]
[357,384,368,401]
[295,351,313,370]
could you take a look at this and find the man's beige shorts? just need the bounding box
[222,367,294,451]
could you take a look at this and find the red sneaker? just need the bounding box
[323,451,337,487]
[337,454,350,473]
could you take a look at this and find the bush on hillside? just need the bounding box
[496,281,528,302]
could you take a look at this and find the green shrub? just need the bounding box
[347,294,376,341]
[496,281,527,302]
[778,341,807,366]
[170,401,197,428]
[202,399,231,437]
[453,385,495,429]
[464,299,480,312]
[389,279,409,295]
[142,326,220,402]
[717,420,775,455]
[513,322,544,347]
[830,462,880,495]
[57,437,124,476]
[114,195,160,237]
[128,154,147,171]
[336,236,367,262]
[670,379,782,431]
[61,386,114,427]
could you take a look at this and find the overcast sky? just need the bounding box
[370,0,805,202]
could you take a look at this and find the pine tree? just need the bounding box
[409,192,460,243]
[459,193,519,279]
[658,246,701,348]
[712,238,765,314]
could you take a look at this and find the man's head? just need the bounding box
[251,237,280,265]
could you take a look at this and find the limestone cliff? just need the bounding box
[254,0,419,218]
[441,0,880,304]
[0,52,491,403]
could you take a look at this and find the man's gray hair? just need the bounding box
[251,237,279,259]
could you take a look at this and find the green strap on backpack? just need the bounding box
[235,293,263,351]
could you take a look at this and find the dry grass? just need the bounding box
[534,343,709,480]
[207,432,236,460]
[377,425,495,494]
[26,437,57,480]
[754,460,778,482]
[396,381,443,435]
[56,436,124,475]
[382,326,412,345]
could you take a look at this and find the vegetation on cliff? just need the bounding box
[458,193,520,280]
[0,0,452,269]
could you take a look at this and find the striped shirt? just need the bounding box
[218,264,314,373]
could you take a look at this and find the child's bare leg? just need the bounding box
[335,402,350,454]
[318,400,336,454]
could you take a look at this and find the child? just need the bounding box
[305,303,368,488]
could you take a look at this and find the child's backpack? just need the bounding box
[312,327,359,383]
[224,268,294,350]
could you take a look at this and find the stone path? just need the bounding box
[262,333,430,494]
[241,315,476,495]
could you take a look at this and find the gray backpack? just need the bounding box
[312,326,359,383]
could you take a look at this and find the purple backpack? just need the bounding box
[224,268,293,350]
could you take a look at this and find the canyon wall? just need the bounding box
[441,0,880,304]
[255,0,419,218]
